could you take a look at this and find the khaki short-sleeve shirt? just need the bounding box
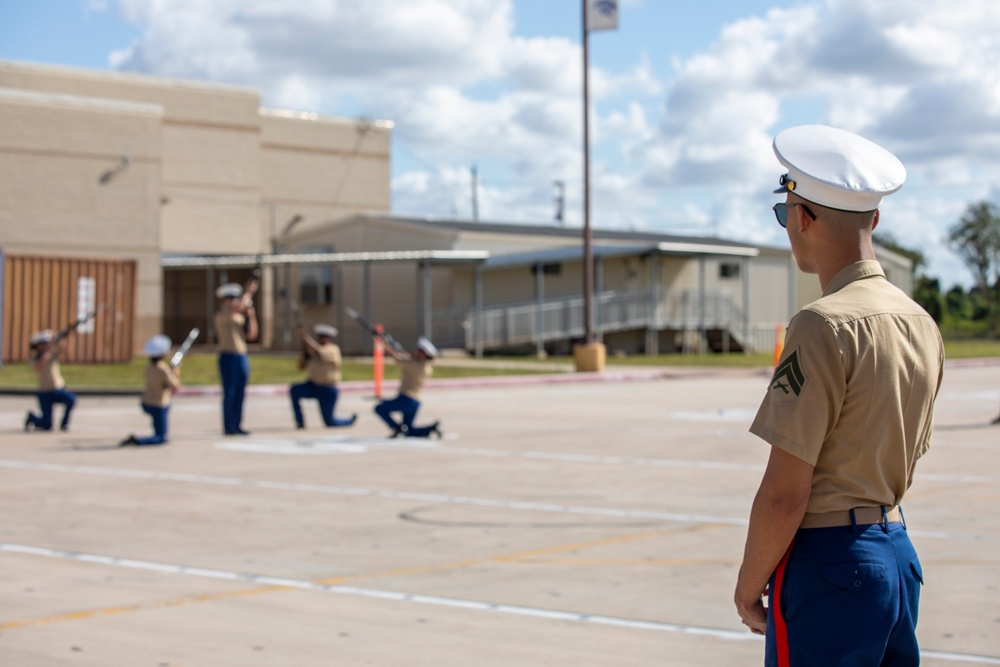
[399,359,433,399]
[33,352,65,392]
[143,360,180,407]
[307,343,342,386]
[750,261,944,514]
[215,311,247,354]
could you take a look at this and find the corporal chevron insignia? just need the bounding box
[770,349,806,397]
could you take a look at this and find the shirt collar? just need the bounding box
[823,260,885,296]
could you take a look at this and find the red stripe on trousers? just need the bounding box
[772,541,795,667]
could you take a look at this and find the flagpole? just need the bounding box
[581,0,594,345]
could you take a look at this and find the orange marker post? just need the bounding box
[773,324,785,367]
[373,324,385,399]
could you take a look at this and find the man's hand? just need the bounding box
[735,582,768,634]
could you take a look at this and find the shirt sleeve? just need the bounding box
[749,310,847,466]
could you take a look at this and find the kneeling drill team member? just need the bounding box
[290,324,357,429]
[121,335,181,446]
[374,336,441,438]
[215,279,258,436]
[24,330,76,432]
[735,125,944,666]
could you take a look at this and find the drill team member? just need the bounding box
[24,330,77,432]
[374,336,442,438]
[735,125,944,666]
[290,324,357,429]
[215,278,258,435]
[121,335,181,446]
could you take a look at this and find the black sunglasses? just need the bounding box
[773,202,816,228]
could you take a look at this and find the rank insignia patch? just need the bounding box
[770,349,806,397]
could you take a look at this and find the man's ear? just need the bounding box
[795,202,812,233]
[871,209,880,232]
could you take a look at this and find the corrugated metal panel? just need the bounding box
[3,255,135,363]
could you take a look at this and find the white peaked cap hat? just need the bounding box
[30,330,54,345]
[215,283,243,299]
[772,124,906,212]
[144,335,172,357]
[416,336,438,358]
[313,324,338,338]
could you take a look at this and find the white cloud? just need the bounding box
[104,0,1000,287]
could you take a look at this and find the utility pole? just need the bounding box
[470,165,479,222]
[582,4,594,345]
[553,180,565,225]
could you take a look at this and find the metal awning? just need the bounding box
[161,250,490,269]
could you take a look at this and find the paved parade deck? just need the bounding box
[1,364,999,666]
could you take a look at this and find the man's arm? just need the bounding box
[735,446,814,634]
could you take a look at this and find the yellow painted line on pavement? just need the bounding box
[1,524,720,630]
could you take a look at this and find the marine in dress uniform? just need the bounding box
[734,125,945,666]
[214,280,258,435]
[121,335,181,446]
[374,336,442,439]
[24,329,76,432]
[290,324,357,429]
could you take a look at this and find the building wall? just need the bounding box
[261,112,391,244]
[0,60,265,256]
[0,87,163,349]
[1,60,394,355]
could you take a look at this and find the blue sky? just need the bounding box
[3,0,999,289]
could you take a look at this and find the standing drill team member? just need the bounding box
[215,278,258,436]
[24,330,77,432]
[121,335,181,446]
[290,324,357,429]
[374,336,442,438]
[735,125,944,666]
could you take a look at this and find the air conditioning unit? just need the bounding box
[300,282,332,305]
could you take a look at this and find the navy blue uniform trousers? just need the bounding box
[766,520,922,667]
[27,388,76,430]
[218,352,249,434]
[290,381,353,427]
[134,403,169,445]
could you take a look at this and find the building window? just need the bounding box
[533,263,562,276]
[719,262,740,279]
[299,245,333,304]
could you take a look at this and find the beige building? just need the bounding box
[0,59,390,360]
[1,60,916,362]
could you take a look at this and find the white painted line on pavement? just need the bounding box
[2,543,999,664]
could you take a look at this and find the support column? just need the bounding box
[698,255,706,354]
[474,262,484,359]
[335,264,344,340]
[362,260,371,355]
[422,261,432,339]
[646,251,660,355]
[742,256,751,354]
[595,258,604,344]
[261,262,275,349]
[206,267,216,342]
[534,264,545,357]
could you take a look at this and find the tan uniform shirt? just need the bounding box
[215,311,247,354]
[143,360,181,408]
[750,261,944,514]
[399,359,433,399]
[32,352,65,392]
[307,343,342,386]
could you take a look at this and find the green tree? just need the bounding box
[912,276,942,323]
[873,231,927,274]
[947,201,1000,333]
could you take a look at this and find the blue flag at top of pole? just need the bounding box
[587,0,618,32]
